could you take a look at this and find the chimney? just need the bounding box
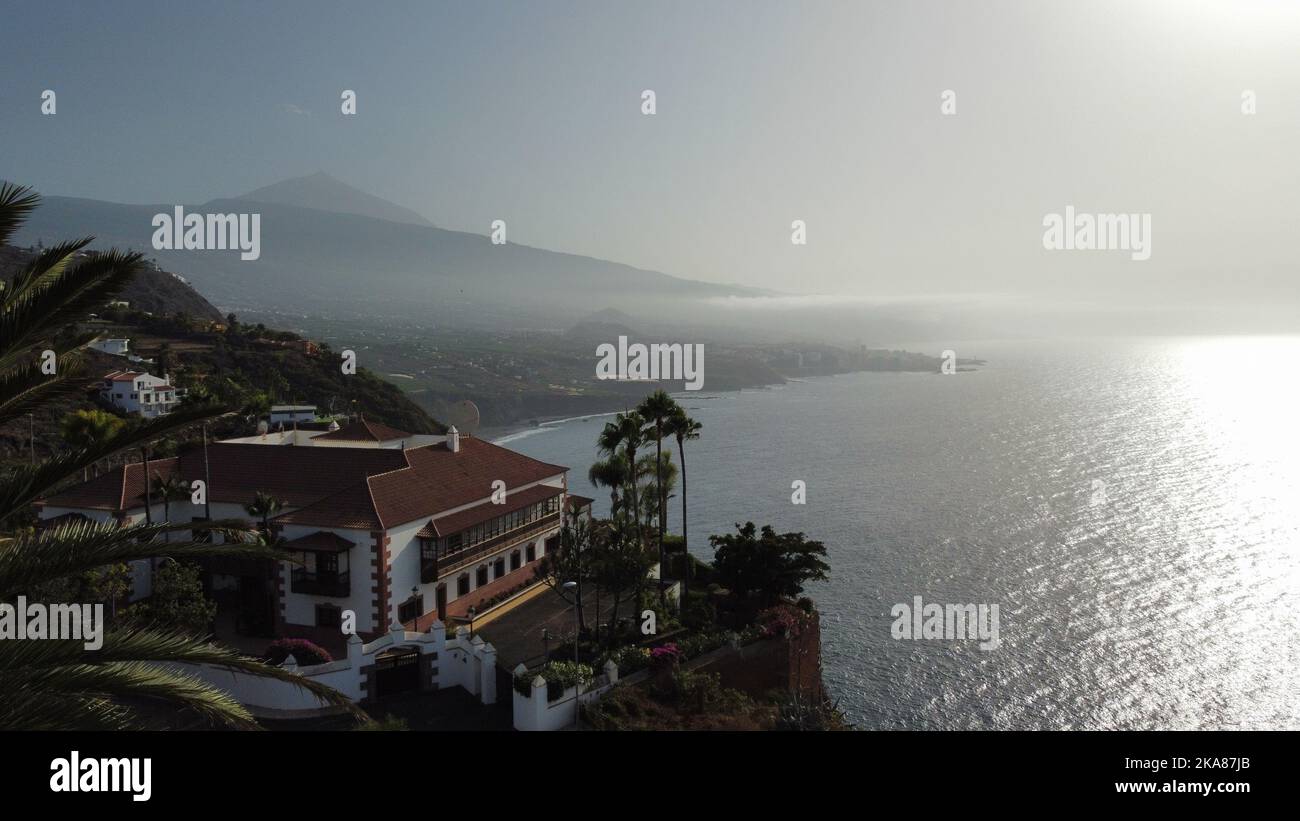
[448,426,460,453]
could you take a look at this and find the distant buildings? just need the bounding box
[99,370,182,418]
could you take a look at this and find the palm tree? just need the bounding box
[244,491,283,538]
[60,409,125,480]
[663,408,702,596]
[0,184,357,730]
[637,390,681,599]
[634,452,677,532]
[598,412,645,546]
[151,471,191,543]
[587,451,631,514]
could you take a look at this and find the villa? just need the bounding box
[99,370,182,418]
[36,420,592,651]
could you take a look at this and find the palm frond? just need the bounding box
[0,247,143,372]
[0,629,365,728]
[0,402,236,520]
[0,518,275,597]
[0,182,40,249]
[0,352,91,429]
[4,237,93,304]
[3,660,262,730]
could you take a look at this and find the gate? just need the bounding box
[374,647,420,697]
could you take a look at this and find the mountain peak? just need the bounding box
[235,172,434,228]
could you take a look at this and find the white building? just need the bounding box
[89,337,131,356]
[37,421,592,670]
[99,370,182,418]
[269,404,317,426]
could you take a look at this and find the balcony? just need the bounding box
[290,568,350,597]
[434,513,560,579]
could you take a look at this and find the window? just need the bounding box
[476,566,488,587]
[526,544,536,563]
[544,535,559,555]
[398,594,424,624]
[510,551,521,571]
[493,558,505,579]
[420,538,437,584]
[457,575,470,596]
[446,533,463,552]
[316,604,341,628]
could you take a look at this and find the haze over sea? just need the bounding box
[493,337,1300,730]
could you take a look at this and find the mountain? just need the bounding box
[235,171,434,227]
[9,180,766,325]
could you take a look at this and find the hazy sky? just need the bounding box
[2,0,1298,327]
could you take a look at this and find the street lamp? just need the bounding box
[541,627,552,662]
[467,605,477,638]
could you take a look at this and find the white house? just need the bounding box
[89,337,131,356]
[99,370,182,418]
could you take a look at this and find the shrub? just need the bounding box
[518,660,595,701]
[265,638,332,666]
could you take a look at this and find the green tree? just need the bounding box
[122,559,216,634]
[244,490,283,537]
[534,513,594,632]
[151,471,190,543]
[587,451,631,514]
[0,184,356,730]
[710,522,830,607]
[637,390,681,597]
[590,514,657,645]
[663,408,702,595]
[634,452,677,533]
[598,411,646,548]
[60,409,125,480]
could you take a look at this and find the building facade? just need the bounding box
[37,421,591,651]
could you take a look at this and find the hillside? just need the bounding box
[8,183,766,323]
[0,245,222,322]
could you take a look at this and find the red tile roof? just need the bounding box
[422,484,562,538]
[41,437,568,532]
[313,418,413,442]
[282,531,356,553]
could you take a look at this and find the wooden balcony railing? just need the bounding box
[290,568,350,597]
[434,513,560,579]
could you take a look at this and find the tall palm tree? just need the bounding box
[0,184,357,730]
[244,491,283,537]
[598,412,645,546]
[60,409,124,480]
[587,451,631,514]
[637,390,680,599]
[663,408,702,596]
[151,471,191,543]
[634,452,677,532]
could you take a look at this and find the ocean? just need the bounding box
[491,337,1300,730]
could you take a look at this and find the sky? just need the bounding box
[2,0,1299,330]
